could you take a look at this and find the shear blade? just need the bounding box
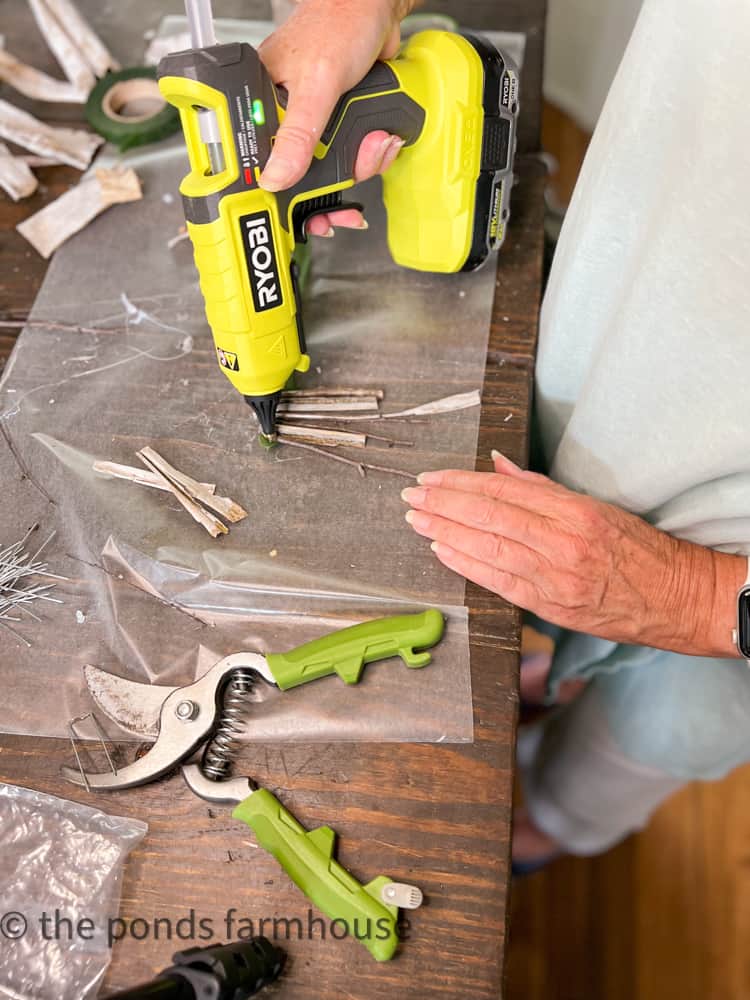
[83,664,176,738]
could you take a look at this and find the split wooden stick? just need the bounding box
[0,99,102,170]
[17,167,142,259]
[276,423,367,448]
[93,460,216,495]
[0,142,38,201]
[0,49,87,103]
[138,447,247,524]
[136,451,228,539]
[281,388,385,400]
[277,398,380,415]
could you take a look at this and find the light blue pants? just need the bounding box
[518,650,750,854]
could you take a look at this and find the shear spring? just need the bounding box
[202,668,255,781]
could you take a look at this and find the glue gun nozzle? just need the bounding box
[245,391,281,441]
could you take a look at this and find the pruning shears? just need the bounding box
[63,609,445,962]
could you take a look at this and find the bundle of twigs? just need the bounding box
[274,388,481,480]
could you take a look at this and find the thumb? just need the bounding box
[259,74,339,192]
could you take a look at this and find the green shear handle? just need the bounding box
[266,608,445,690]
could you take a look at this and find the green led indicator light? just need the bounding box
[252,99,266,125]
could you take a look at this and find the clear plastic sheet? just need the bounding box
[0,782,146,1000]
[0,17,524,743]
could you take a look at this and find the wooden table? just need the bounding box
[0,3,546,995]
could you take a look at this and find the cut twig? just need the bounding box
[279,420,412,449]
[136,451,228,538]
[0,141,38,201]
[137,447,247,524]
[276,423,367,448]
[277,437,417,480]
[0,99,102,169]
[0,421,56,505]
[0,48,87,103]
[277,397,380,415]
[93,460,216,495]
[17,167,142,259]
[282,388,385,400]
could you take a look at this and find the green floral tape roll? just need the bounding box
[85,66,181,151]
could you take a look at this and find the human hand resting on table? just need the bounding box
[258,0,415,234]
[402,451,747,658]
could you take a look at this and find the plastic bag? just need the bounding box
[0,782,147,1000]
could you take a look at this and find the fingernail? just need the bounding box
[492,449,521,470]
[417,471,441,486]
[430,541,445,556]
[401,487,425,504]
[259,155,296,192]
[315,227,335,238]
[380,136,405,172]
[356,219,369,230]
[405,510,415,524]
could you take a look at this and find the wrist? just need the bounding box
[669,541,746,658]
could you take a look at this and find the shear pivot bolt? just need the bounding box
[175,700,198,722]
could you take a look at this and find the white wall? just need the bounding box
[544,0,643,131]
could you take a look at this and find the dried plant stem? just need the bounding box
[0,319,124,335]
[276,423,367,448]
[282,388,385,400]
[277,437,417,480]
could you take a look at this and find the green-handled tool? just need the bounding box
[62,609,445,961]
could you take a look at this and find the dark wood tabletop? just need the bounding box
[0,3,546,996]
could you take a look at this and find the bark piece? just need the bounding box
[28,0,95,93]
[0,141,38,200]
[277,397,380,415]
[276,423,367,448]
[136,451,228,539]
[0,99,102,169]
[0,48,87,102]
[282,388,385,400]
[93,460,216,495]
[138,447,247,524]
[43,0,120,77]
[16,167,141,259]
[381,390,482,419]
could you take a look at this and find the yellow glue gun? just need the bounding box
[158,27,519,436]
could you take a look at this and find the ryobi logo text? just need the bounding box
[240,211,282,313]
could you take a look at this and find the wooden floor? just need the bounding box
[504,105,750,1000]
[506,768,750,999]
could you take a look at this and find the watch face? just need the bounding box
[739,588,750,658]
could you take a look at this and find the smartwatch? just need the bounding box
[734,557,750,659]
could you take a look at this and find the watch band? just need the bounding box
[733,556,750,659]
